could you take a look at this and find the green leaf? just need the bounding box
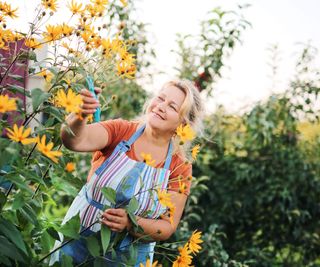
[127,212,138,227]
[101,224,111,254]
[8,73,24,83]
[0,255,11,266]
[111,248,117,260]
[19,203,38,225]
[94,257,106,267]
[0,236,25,262]
[47,227,61,242]
[58,214,80,239]
[0,217,28,255]
[128,244,137,264]
[12,192,25,210]
[5,173,33,194]
[61,253,73,267]
[86,235,100,257]
[31,88,50,111]
[0,142,20,167]
[127,197,139,213]
[0,191,6,211]
[101,187,116,205]
[19,50,37,61]
[7,84,31,97]
[41,230,53,253]
[28,50,37,61]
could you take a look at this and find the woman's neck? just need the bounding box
[142,124,171,147]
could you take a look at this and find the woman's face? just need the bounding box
[146,85,186,134]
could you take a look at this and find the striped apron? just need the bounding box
[50,124,173,266]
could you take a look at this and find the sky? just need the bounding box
[135,0,320,114]
[10,0,320,114]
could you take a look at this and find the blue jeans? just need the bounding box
[59,227,155,266]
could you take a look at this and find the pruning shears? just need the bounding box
[85,75,101,122]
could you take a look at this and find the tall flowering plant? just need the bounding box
[0,1,204,266]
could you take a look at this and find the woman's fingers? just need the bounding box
[101,209,128,232]
[101,217,123,232]
[94,87,102,95]
[79,88,100,115]
[105,208,126,216]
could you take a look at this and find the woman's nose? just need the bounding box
[157,102,166,112]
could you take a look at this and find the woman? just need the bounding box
[50,79,204,266]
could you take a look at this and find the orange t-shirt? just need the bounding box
[86,118,192,195]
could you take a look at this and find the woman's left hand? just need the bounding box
[101,208,132,232]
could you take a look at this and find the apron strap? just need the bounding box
[126,123,146,147]
[125,123,174,170]
[102,123,173,171]
[163,140,173,170]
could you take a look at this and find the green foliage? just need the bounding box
[101,225,111,254]
[187,45,320,266]
[173,5,251,95]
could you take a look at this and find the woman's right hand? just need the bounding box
[61,86,109,152]
[80,87,102,117]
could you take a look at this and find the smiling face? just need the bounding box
[146,85,186,135]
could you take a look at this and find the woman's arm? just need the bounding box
[60,88,109,152]
[102,192,188,241]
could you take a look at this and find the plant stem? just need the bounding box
[38,220,99,264]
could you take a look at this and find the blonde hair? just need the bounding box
[139,78,205,158]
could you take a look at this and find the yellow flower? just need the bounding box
[87,114,93,123]
[157,189,172,207]
[120,0,127,7]
[12,32,23,41]
[116,61,136,79]
[139,259,158,267]
[118,48,135,64]
[0,15,6,24]
[91,0,109,6]
[101,38,113,58]
[191,144,200,160]
[176,124,195,144]
[86,4,99,18]
[37,69,53,83]
[2,3,18,19]
[173,243,193,267]
[0,95,17,113]
[141,152,155,167]
[178,176,187,194]
[167,203,175,226]
[37,135,62,163]
[41,0,58,12]
[92,36,102,48]
[54,88,83,113]
[81,30,92,44]
[0,40,6,49]
[68,0,83,14]
[6,124,37,145]
[76,112,93,123]
[61,23,73,36]
[42,24,62,43]
[65,162,75,172]
[25,38,42,49]
[0,28,13,43]
[188,230,203,254]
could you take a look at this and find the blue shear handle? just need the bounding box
[85,75,101,122]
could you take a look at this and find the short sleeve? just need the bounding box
[167,156,192,196]
[98,118,130,151]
